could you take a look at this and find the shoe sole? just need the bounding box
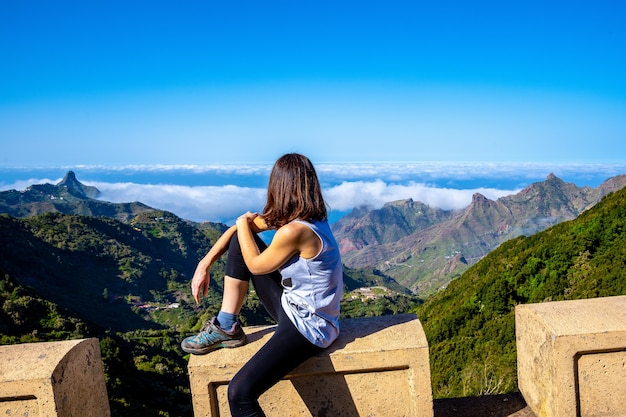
[181,335,247,355]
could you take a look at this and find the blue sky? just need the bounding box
[2,1,625,167]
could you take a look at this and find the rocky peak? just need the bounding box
[58,170,78,184]
[470,192,492,208]
[57,171,100,199]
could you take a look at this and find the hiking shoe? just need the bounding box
[181,317,247,355]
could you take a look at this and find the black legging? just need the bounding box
[224,233,323,417]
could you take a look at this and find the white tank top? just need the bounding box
[279,219,343,348]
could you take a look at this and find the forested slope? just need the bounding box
[416,186,626,398]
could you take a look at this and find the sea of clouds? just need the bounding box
[2,162,625,225]
[90,179,517,224]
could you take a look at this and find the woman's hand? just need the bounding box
[190,260,211,304]
[188,224,240,304]
[236,211,259,227]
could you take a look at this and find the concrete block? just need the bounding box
[0,338,111,417]
[188,314,433,417]
[515,295,626,417]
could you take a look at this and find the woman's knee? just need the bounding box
[228,378,260,416]
[228,374,251,403]
[228,232,243,253]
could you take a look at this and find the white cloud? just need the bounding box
[0,177,63,191]
[325,180,518,212]
[94,182,267,224]
[94,180,518,223]
[72,163,272,175]
[316,162,626,184]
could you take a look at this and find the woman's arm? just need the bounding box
[190,215,270,304]
[236,212,319,275]
[190,225,236,303]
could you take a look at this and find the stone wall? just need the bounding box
[2,296,625,416]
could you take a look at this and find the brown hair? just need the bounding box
[261,153,328,228]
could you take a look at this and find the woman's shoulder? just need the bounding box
[273,220,310,240]
[275,220,322,258]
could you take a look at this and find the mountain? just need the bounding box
[0,171,156,222]
[56,170,101,199]
[416,184,626,398]
[333,199,456,253]
[332,173,626,295]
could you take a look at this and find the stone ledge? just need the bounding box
[0,338,110,417]
[188,313,433,417]
[515,295,626,417]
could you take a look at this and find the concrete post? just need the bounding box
[516,296,626,417]
[0,338,111,417]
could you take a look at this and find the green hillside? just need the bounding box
[0,211,228,331]
[416,186,626,398]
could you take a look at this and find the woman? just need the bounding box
[181,153,343,417]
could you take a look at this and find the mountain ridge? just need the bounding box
[0,171,156,222]
[332,173,626,294]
